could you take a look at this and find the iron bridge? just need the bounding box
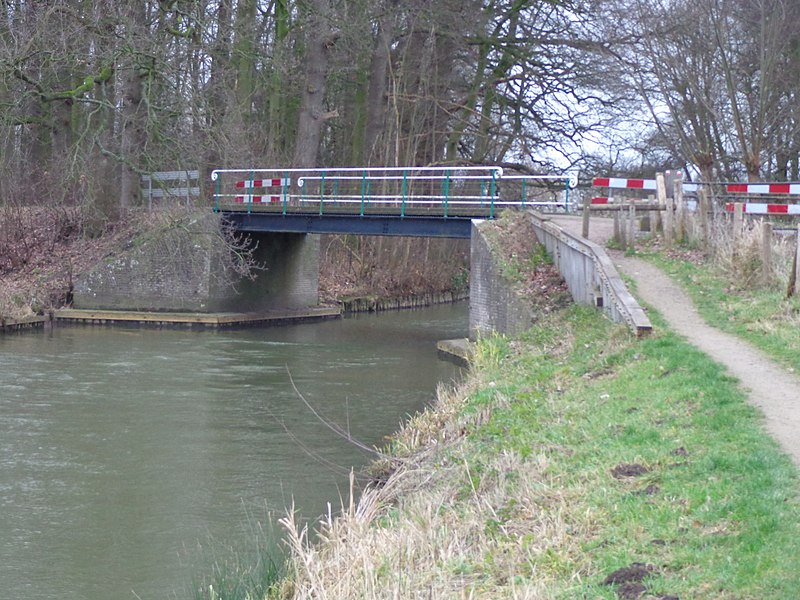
[212,166,578,238]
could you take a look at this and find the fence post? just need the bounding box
[761,220,773,286]
[581,194,590,239]
[698,185,710,250]
[674,179,686,244]
[789,225,800,298]
[657,172,673,247]
[628,202,636,251]
[732,202,744,259]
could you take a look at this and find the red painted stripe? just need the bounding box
[591,197,610,204]
[593,177,610,187]
[628,179,645,189]
[728,184,748,193]
[770,184,791,194]
[767,204,789,213]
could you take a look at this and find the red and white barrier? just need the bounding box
[235,178,291,189]
[727,183,800,195]
[591,197,648,205]
[593,177,698,192]
[724,202,800,215]
[593,177,656,190]
[235,195,281,204]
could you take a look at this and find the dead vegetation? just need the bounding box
[0,206,141,319]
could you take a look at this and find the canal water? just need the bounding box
[0,303,466,600]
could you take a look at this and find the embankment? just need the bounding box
[279,223,800,599]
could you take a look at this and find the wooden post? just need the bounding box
[760,220,773,287]
[613,209,621,246]
[581,193,591,239]
[657,172,672,247]
[674,179,686,244]
[789,225,800,298]
[628,202,636,251]
[732,202,744,257]
[698,186,710,250]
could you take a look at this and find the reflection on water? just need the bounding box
[0,303,465,600]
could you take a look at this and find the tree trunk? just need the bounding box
[118,1,148,211]
[293,0,339,168]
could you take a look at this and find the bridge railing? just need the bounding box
[211,166,578,218]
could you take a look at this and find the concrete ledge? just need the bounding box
[528,212,652,336]
[53,306,341,328]
[437,338,473,367]
[0,314,49,333]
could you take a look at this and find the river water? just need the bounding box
[0,303,466,600]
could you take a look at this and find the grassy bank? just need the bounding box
[281,303,800,598]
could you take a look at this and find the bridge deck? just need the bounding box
[213,166,577,236]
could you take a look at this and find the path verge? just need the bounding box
[554,214,800,469]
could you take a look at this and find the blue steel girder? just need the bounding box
[221,211,475,238]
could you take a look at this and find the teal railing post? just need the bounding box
[213,173,220,212]
[443,169,451,218]
[282,171,289,215]
[401,170,407,218]
[333,179,339,207]
[564,176,570,213]
[360,169,366,216]
[521,178,527,208]
[490,170,496,219]
[319,171,326,216]
[247,169,254,214]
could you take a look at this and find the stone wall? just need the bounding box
[468,221,535,339]
[74,213,320,313]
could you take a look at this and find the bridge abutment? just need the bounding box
[469,221,536,340]
[73,213,320,313]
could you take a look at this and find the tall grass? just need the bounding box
[189,508,286,600]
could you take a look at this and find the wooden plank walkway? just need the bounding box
[53,306,341,328]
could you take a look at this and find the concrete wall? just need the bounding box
[74,214,319,313]
[469,221,535,339]
[528,212,651,336]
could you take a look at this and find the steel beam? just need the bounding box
[221,211,474,238]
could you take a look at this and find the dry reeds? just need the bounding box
[280,374,583,599]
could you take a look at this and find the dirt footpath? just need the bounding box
[554,215,800,468]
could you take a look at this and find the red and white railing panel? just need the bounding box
[235,195,281,204]
[593,177,656,191]
[591,197,649,205]
[235,178,291,189]
[727,183,800,195]
[724,202,800,215]
[593,177,698,192]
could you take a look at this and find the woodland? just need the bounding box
[1,0,799,222]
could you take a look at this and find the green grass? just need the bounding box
[642,250,800,372]
[189,511,286,600]
[459,305,800,598]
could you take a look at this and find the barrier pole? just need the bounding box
[247,169,254,215]
[360,170,366,217]
[320,171,326,216]
[490,171,496,219]
[282,171,288,215]
[401,170,407,218]
[443,169,451,218]
[214,173,220,212]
